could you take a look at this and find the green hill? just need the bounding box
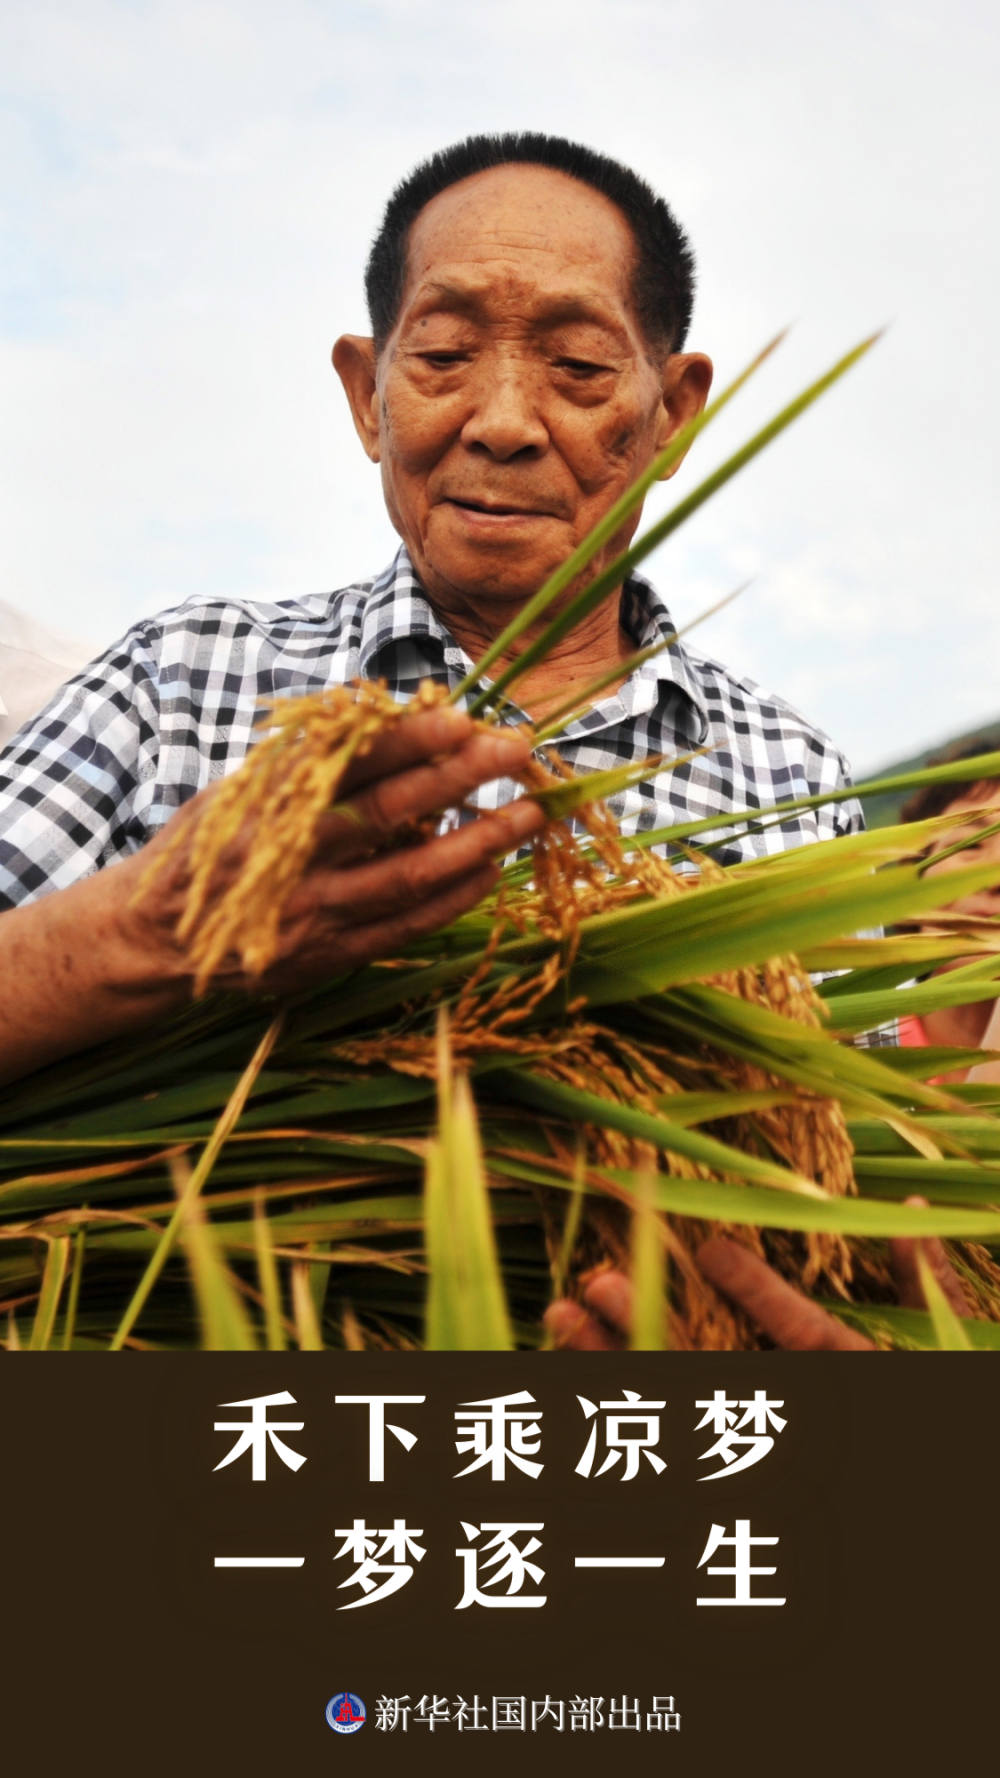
[860,719,1000,828]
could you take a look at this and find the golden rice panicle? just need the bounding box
[155,673,693,995]
[703,952,856,1294]
[138,679,452,991]
[949,1241,1000,1321]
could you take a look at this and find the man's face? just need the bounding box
[335,164,711,619]
[923,786,1000,923]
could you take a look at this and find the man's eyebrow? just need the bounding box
[409,280,483,316]
[405,281,630,340]
[537,297,630,340]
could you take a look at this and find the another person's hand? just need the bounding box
[117,704,544,994]
[544,1200,972,1351]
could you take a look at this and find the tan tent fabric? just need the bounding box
[0,602,95,750]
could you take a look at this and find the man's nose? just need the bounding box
[459,362,548,459]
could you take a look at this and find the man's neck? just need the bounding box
[431,588,633,723]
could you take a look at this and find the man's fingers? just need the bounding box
[325,863,501,967]
[336,705,478,794]
[890,1196,972,1316]
[695,1236,874,1350]
[543,1270,635,1350]
[580,1267,634,1338]
[299,798,543,925]
[261,862,500,992]
[315,728,539,863]
[543,1299,624,1351]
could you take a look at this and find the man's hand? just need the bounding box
[0,706,543,1082]
[544,1202,972,1351]
[120,704,544,993]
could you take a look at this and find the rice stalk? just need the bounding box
[425,1014,513,1351]
[6,742,1000,1347]
[28,1235,70,1351]
[253,1187,287,1351]
[4,333,1000,1348]
[109,1015,281,1348]
[291,1263,324,1350]
[629,1163,667,1351]
[176,1157,258,1351]
[61,1225,86,1350]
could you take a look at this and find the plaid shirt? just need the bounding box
[0,544,861,906]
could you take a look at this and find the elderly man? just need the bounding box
[0,133,948,1344]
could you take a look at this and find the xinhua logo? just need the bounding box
[325,1692,367,1735]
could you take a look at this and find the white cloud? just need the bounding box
[1,0,996,775]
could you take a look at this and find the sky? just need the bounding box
[1,0,997,776]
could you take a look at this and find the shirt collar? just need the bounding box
[357,543,709,744]
[357,548,455,678]
[618,570,710,744]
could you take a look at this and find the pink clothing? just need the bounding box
[897,1010,972,1084]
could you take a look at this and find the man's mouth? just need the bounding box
[444,497,550,519]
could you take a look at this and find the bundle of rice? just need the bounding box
[5,677,1000,1350]
[4,337,1000,1350]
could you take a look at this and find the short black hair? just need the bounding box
[364,132,696,357]
[900,736,1000,824]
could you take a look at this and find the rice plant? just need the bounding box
[4,335,1000,1351]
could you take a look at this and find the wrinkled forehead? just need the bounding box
[399,163,639,312]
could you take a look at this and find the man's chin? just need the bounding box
[412,508,569,597]
[415,537,567,610]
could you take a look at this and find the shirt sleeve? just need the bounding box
[0,620,164,909]
[817,742,864,840]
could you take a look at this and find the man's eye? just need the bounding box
[418,352,467,368]
[556,358,610,378]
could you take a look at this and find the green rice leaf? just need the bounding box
[823,1302,1000,1351]
[178,1166,258,1351]
[531,583,748,742]
[28,1236,71,1351]
[492,1069,826,1196]
[916,1251,975,1351]
[637,751,1000,851]
[550,1140,587,1301]
[529,751,698,819]
[253,1188,287,1351]
[61,1225,87,1350]
[629,1164,666,1351]
[109,1015,281,1349]
[425,1024,513,1350]
[291,1262,324,1349]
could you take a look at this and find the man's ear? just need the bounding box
[332,335,381,462]
[655,352,714,478]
